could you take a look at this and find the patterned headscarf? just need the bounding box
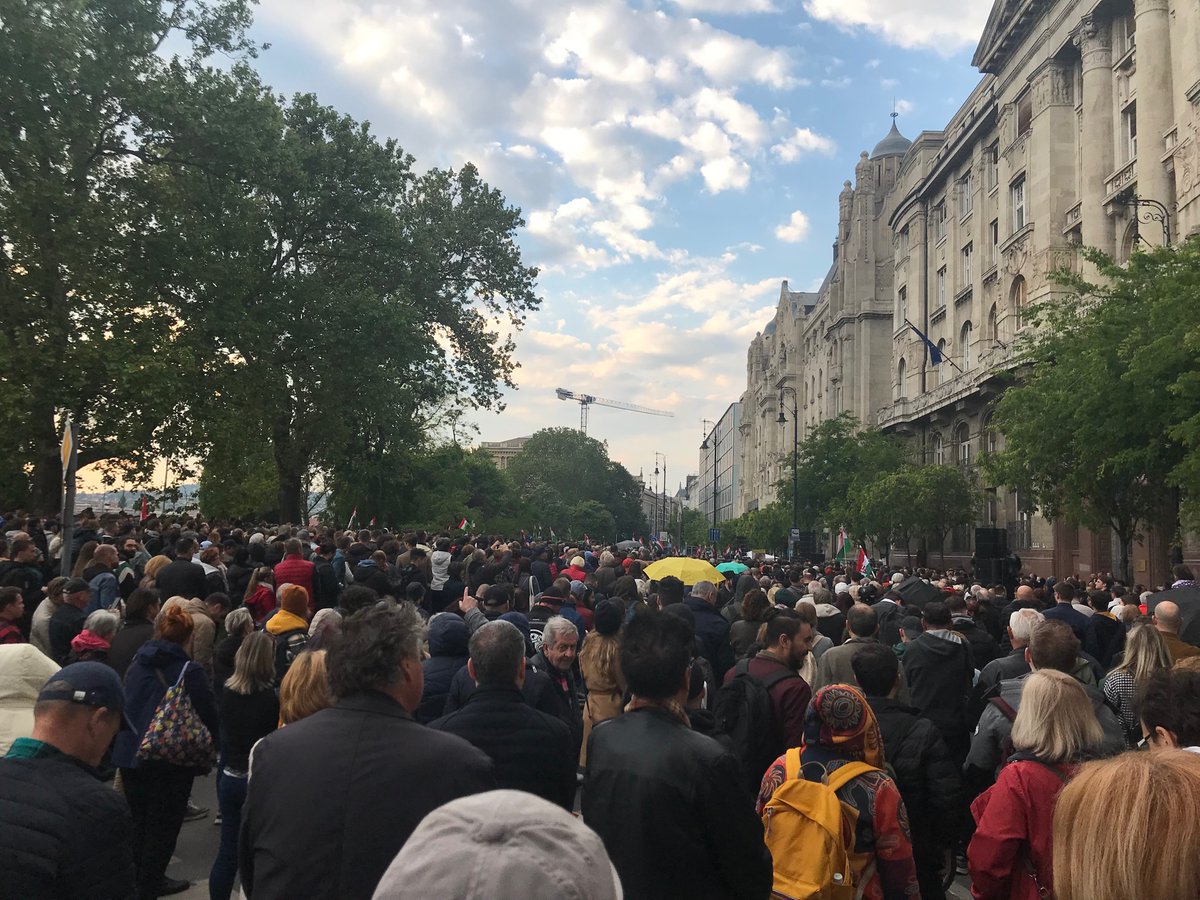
[799,684,886,775]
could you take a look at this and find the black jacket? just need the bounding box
[430,684,576,810]
[0,743,135,899]
[866,696,961,849]
[582,707,773,900]
[107,618,155,680]
[415,615,469,724]
[684,596,735,679]
[901,630,975,754]
[154,558,208,601]
[952,616,1000,668]
[443,664,566,721]
[239,691,495,900]
[1083,612,1125,672]
[968,646,1030,726]
[311,557,340,611]
[48,603,87,665]
[529,650,584,755]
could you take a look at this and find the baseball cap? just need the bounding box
[62,577,91,595]
[37,662,134,731]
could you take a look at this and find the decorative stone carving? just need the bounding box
[1032,61,1073,112]
[1004,234,1030,275]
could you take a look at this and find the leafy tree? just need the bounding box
[908,464,980,567]
[0,0,260,512]
[568,500,616,542]
[984,243,1197,580]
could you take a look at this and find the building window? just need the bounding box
[986,143,999,190]
[935,203,947,242]
[1116,14,1136,56]
[987,303,999,344]
[898,285,908,323]
[960,320,973,369]
[896,357,907,400]
[1011,177,1027,232]
[960,171,974,217]
[1011,276,1028,327]
[990,219,1000,266]
[955,422,971,467]
[1123,104,1138,161]
[900,225,910,255]
[932,432,945,465]
[1016,94,1033,137]
[962,243,973,288]
[937,267,947,308]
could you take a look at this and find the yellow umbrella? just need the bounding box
[643,558,725,586]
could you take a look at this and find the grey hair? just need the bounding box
[224,607,254,637]
[82,610,120,640]
[541,616,577,647]
[691,580,716,596]
[1009,607,1045,644]
[328,603,425,699]
[469,621,525,687]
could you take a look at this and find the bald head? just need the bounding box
[1155,601,1183,634]
[1015,584,1036,603]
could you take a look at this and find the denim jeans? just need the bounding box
[208,769,248,900]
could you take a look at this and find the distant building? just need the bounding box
[699,403,742,528]
[479,436,530,471]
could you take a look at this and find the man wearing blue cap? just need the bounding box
[0,661,135,898]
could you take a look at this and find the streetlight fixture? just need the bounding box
[778,385,799,557]
[655,452,667,546]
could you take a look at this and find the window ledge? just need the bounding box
[955,285,974,306]
[930,305,948,325]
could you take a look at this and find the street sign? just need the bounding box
[709,528,721,543]
[789,527,802,539]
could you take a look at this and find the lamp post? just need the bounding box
[701,419,718,553]
[655,452,666,545]
[777,385,799,557]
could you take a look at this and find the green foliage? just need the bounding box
[506,429,646,538]
[720,502,792,553]
[196,437,280,520]
[983,241,1200,578]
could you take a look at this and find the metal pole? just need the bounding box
[59,421,78,578]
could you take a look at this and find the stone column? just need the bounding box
[1028,60,1076,253]
[1134,0,1175,243]
[1074,14,1116,255]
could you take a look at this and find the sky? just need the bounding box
[243,0,997,493]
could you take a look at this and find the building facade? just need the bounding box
[736,0,1200,582]
[478,436,530,471]
[699,403,742,529]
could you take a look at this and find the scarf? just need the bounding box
[266,609,309,635]
[799,684,886,777]
[70,630,111,654]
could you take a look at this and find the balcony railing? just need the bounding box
[1104,159,1137,203]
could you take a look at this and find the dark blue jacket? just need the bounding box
[684,596,735,679]
[112,639,219,770]
[415,615,469,723]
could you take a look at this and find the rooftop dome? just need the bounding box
[871,120,911,159]
[763,319,777,336]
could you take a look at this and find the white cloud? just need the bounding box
[775,210,811,243]
[668,0,779,12]
[895,98,915,116]
[771,126,836,161]
[802,0,993,51]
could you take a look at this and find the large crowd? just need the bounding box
[1,511,1199,899]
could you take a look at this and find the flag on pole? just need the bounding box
[346,507,357,530]
[369,516,377,527]
[457,517,468,530]
[140,495,148,522]
[904,320,943,366]
[834,526,849,563]
[855,546,875,579]
[583,534,590,545]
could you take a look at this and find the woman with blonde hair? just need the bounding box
[1053,749,1200,900]
[139,554,171,589]
[968,670,1103,900]
[578,599,624,767]
[277,648,332,726]
[70,540,98,578]
[210,631,278,900]
[1102,622,1172,745]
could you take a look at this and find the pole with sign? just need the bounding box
[59,417,78,577]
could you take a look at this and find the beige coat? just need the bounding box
[0,644,61,754]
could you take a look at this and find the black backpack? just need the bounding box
[712,658,799,795]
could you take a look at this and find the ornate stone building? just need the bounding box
[737,0,1200,582]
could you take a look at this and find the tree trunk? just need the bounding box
[29,403,63,515]
[1116,529,1133,585]
[272,416,305,524]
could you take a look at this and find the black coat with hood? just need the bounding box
[901,630,975,754]
[415,614,469,723]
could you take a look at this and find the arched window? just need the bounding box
[955,422,971,466]
[960,321,973,369]
[987,303,999,345]
[896,357,907,400]
[932,339,947,387]
[1119,220,1138,264]
[932,432,945,465]
[1010,276,1028,328]
[983,413,999,456]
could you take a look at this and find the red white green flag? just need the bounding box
[855,546,875,579]
[834,526,848,563]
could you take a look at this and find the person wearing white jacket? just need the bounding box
[0,643,61,755]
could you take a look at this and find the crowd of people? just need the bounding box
[0,510,1199,899]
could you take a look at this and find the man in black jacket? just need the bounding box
[902,601,975,762]
[854,643,961,900]
[154,538,208,600]
[0,662,135,899]
[582,611,772,900]
[310,542,340,611]
[239,604,495,900]
[431,621,575,810]
[528,615,584,755]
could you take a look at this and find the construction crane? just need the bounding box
[555,388,674,435]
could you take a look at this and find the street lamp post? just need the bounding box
[654,452,666,546]
[777,386,799,557]
[701,419,718,554]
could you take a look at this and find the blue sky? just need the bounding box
[248,0,997,490]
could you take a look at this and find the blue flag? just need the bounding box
[906,321,943,366]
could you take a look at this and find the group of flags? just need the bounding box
[834,526,875,578]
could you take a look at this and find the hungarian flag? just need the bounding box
[457,517,468,530]
[854,546,875,579]
[369,516,376,526]
[139,495,148,522]
[583,533,590,545]
[834,526,849,563]
[346,507,357,530]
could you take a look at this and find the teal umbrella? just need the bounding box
[716,561,748,575]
